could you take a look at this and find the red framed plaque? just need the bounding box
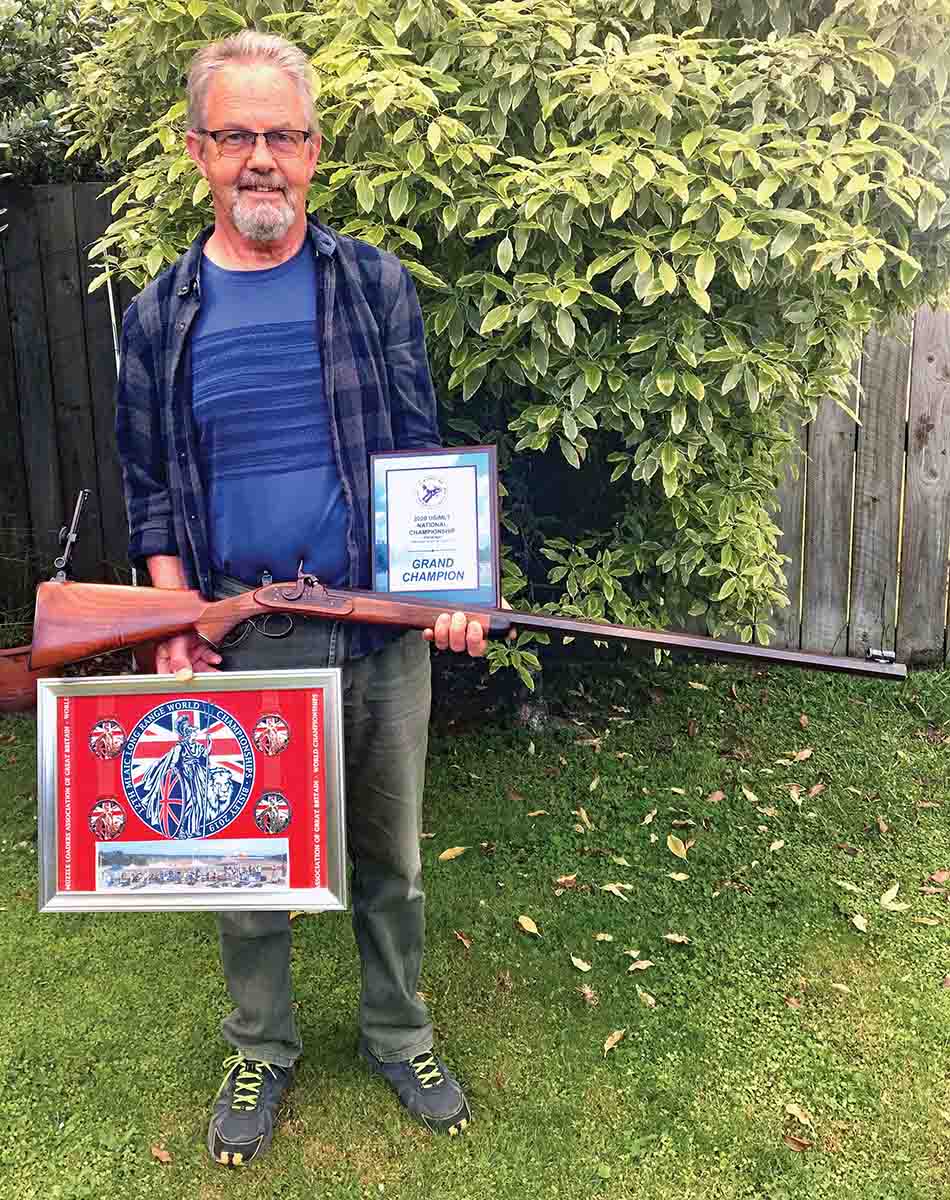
[37,670,346,913]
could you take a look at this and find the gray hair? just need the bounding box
[186,31,319,133]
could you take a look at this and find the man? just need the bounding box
[116,29,489,1165]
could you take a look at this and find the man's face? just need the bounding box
[186,61,321,245]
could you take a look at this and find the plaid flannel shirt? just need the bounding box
[115,214,441,660]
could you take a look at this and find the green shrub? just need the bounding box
[66,0,950,685]
[0,0,107,181]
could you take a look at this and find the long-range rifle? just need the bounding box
[29,568,906,681]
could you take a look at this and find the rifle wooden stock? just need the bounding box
[28,578,907,681]
[0,644,54,712]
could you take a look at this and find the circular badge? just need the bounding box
[88,718,126,760]
[254,792,291,834]
[88,798,126,840]
[253,714,291,757]
[120,700,255,840]
[415,476,447,507]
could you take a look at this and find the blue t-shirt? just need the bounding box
[191,244,348,587]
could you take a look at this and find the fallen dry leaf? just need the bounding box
[517,914,541,936]
[571,954,592,973]
[879,882,910,912]
[554,873,578,887]
[808,782,826,799]
[506,788,526,805]
[575,806,594,830]
[636,985,656,1008]
[454,930,472,951]
[642,808,657,825]
[289,911,307,921]
[794,747,814,762]
[593,932,613,942]
[851,914,869,933]
[667,834,688,860]
[603,1029,626,1057]
[670,786,686,796]
[833,880,862,895]
[688,681,709,690]
[438,846,468,862]
[783,1134,813,1152]
[627,959,654,972]
[757,805,779,818]
[799,713,809,729]
[769,840,785,853]
[742,786,759,804]
[600,882,633,901]
[942,976,950,989]
[526,809,548,817]
[876,815,889,835]
[671,819,695,828]
[610,855,631,867]
[929,869,950,885]
[830,983,851,995]
[150,1144,172,1165]
[668,872,689,882]
[785,996,803,1009]
[707,789,726,803]
[687,719,699,738]
[589,775,600,792]
[578,984,599,1007]
[836,842,860,856]
[785,1103,813,1127]
[913,916,942,926]
[663,932,690,944]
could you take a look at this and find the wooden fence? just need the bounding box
[1,183,949,663]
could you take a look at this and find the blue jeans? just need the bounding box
[213,577,433,1067]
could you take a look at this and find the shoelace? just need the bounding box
[221,1053,278,1112]
[409,1052,445,1090]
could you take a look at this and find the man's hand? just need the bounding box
[154,633,222,675]
[423,599,515,658]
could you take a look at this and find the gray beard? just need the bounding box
[229,186,296,243]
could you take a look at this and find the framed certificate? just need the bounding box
[371,445,500,607]
[36,670,347,914]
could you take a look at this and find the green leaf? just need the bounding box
[146,245,164,276]
[695,249,715,289]
[656,367,676,397]
[389,179,410,221]
[660,442,678,473]
[658,261,678,293]
[686,280,711,313]
[682,129,703,158]
[633,154,656,180]
[407,142,425,171]
[716,576,738,601]
[770,226,800,258]
[716,217,744,242]
[356,175,376,213]
[629,333,661,353]
[192,177,210,205]
[721,362,744,394]
[427,122,442,152]
[670,229,691,252]
[480,305,513,334]
[374,85,397,117]
[610,185,633,220]
[756,176,782,206]
[563,412,578,441]
[560,437,580,468]
[670,403,687,435]
[556,309,576,348]
[681,372,704,401]
[496,237,514,273]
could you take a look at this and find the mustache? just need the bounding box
[236,172,289,191]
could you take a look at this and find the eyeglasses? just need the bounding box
[197,128,312,158]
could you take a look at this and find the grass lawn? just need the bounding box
[1,655,948,1200]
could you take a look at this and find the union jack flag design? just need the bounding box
[120,700,255,839]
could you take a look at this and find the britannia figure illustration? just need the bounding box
[139,713,210,839]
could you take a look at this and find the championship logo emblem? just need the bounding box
[254,792,291,834]
[120,701,255,839]
[88,798,126,840]
[253,714,290,757]
[416,476,447,507]
[88,718,126,760]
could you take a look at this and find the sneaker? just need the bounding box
[359,1040,471,1135]
[207,1053,293,1166]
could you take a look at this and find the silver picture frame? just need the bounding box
[37,669,347,914]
